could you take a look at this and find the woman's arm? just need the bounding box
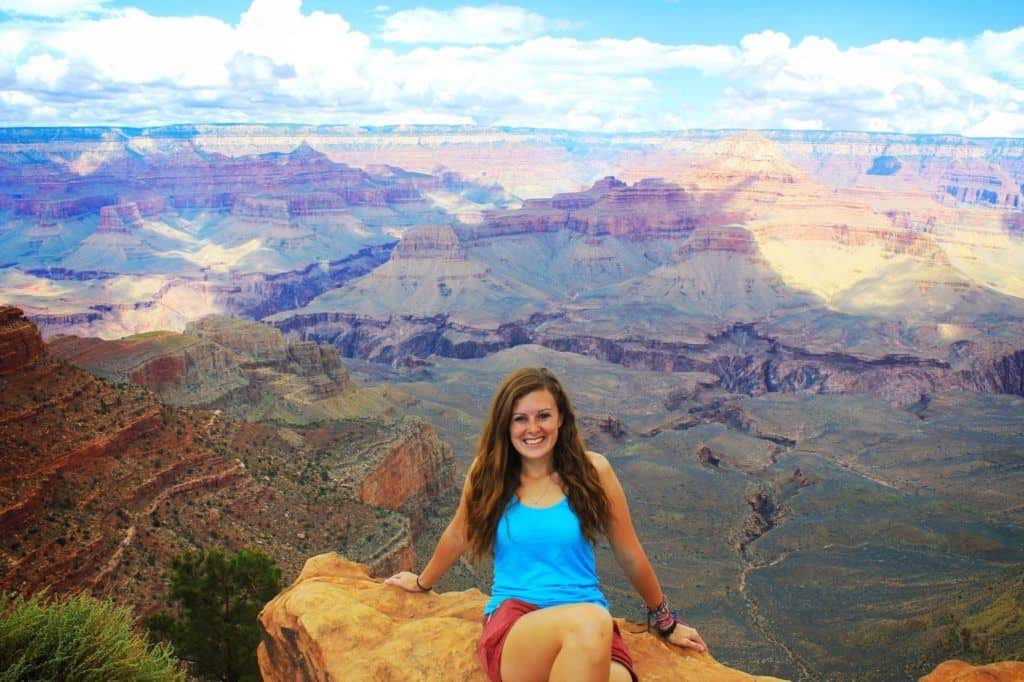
[589,451,707,652]
[385,468,472,592]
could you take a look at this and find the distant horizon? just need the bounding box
[1,1,1022,136]
[1,122,1023,142]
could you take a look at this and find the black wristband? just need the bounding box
[415,575,432,592]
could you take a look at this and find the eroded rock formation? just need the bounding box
[0,307,45,376]
[257,553,787,682]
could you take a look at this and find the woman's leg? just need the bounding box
[610,662,633,682]
[499,602,614,682]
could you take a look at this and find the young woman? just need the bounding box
[386,367,706,681]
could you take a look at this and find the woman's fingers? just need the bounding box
[666,624,707,652]
[384,571,420,592]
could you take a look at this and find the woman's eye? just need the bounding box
[513,415,526,423]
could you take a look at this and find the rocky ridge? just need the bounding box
[0,308,456,615]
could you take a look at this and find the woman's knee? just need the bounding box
[560,604,613,651]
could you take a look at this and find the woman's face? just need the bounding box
[509,389,563,463]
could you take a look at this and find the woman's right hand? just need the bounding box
[384,571,428,593]
[666,622,707,652]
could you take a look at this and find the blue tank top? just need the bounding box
[484,495,609,615]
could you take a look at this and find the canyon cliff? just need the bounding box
[0,308,455,615]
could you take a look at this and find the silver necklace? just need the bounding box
[520,471,558,507]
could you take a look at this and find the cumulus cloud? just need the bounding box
[380,5,553,44]
[718,29,1024,135]
[0,0,1020,136]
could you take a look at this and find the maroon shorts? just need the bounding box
[476,598,638,682]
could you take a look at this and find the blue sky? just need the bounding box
[1,0,1022,135]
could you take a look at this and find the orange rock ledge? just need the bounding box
[257,553,786,682]
[919,659,1024,682]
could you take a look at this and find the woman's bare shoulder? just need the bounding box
[585,450,611,472]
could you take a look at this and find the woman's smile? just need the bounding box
[509,389,562,461]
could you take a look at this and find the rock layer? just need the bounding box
[257,553,787,682]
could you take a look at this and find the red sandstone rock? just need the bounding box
[0,307,45,376]
[359,421,455,512]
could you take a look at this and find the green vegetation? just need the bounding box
[146,548,281,682]
[0,590,183,682]
[954,570,1024,658]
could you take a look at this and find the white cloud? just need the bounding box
[717,29,1024,136]
[45,9,235,87]
[0,1,1021,136]
[380,5,552,44]
[0,0,107,18]
[965,111,1024,138]
[15,53,69,88]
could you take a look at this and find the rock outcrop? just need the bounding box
[257,553,786,682]
[0,307,45,376]
[465,176,702,242]
[919,660,1024,681]
[97,202,144,233]
[392,224,467,261]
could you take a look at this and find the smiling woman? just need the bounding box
[386,366,707,681]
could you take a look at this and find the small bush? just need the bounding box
[0,590,184,682]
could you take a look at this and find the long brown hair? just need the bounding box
[465,367,610,561]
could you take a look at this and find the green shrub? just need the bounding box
[0,590,183,682]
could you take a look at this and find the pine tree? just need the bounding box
[146,548,281,682]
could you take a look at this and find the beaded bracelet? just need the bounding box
[647,596,686,638]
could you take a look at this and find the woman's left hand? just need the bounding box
[384,571,427,593]
[666,622,707,653]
